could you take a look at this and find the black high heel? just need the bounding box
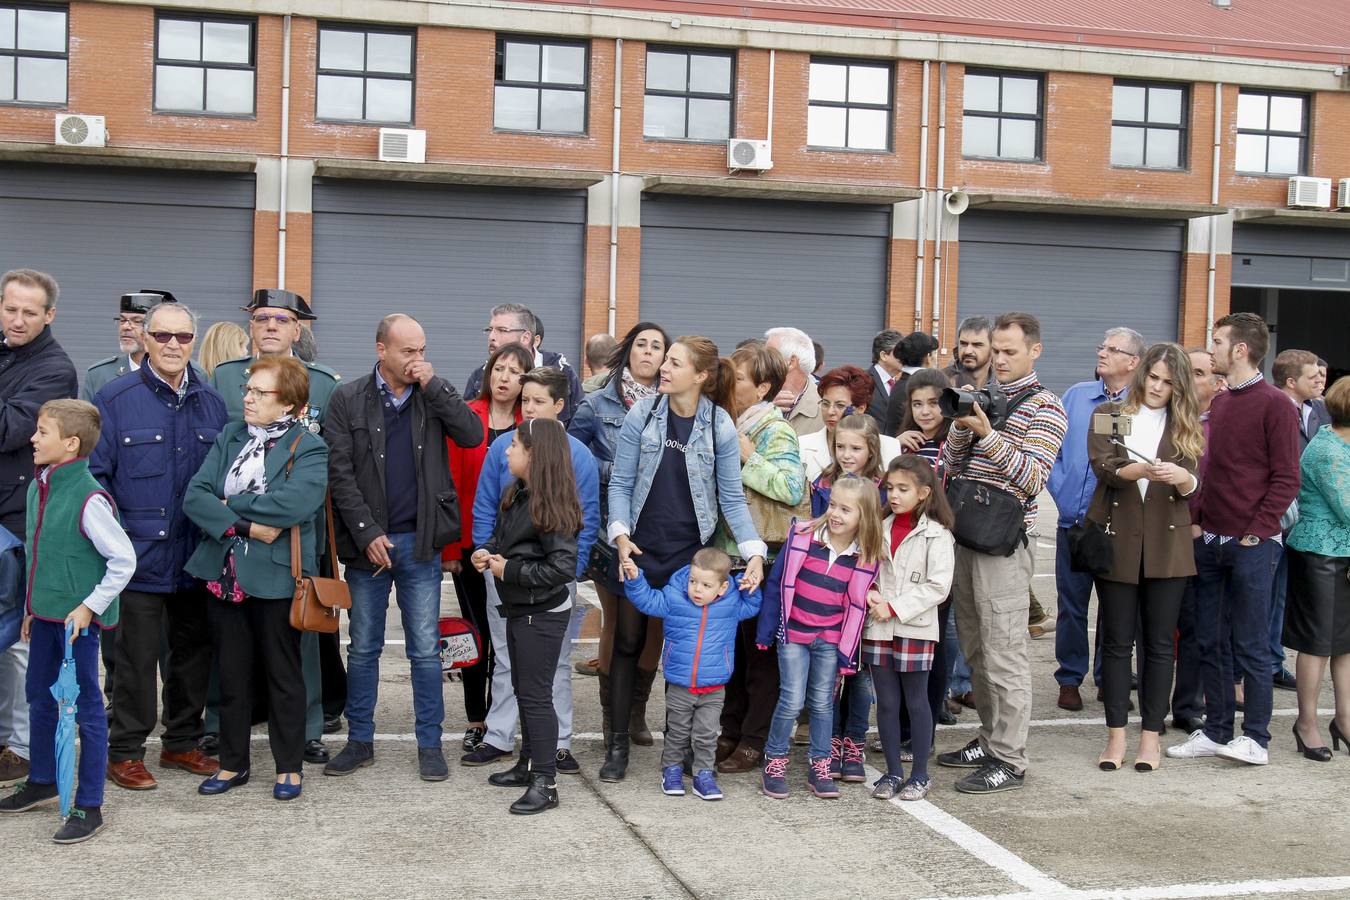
[1293,724,1332,762]
[1331,721,1349,755]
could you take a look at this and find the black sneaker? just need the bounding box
[0,780,59,813]
[418,747,449,782]
[937,738,987,769]
[460,743,512,767]
[323,740,374,776]
[555,749,580,775]
[955,760,1024,795]
[52,806,104,844]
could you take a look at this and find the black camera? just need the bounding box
[939,386,1011,428]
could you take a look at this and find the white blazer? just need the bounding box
[864,513,955,643]
[799,428,903,482]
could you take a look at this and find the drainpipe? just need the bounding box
[930,62,947,338]
[767,50,776,144]
[1206,82,1223,346]
[606,39,623,336]
[277,15,291,289]
[914,60,929,333]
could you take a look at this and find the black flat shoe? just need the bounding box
[198,770,250,796]
[1293,725,1332,762]
[303,740,329,765]
[461,726,486,753]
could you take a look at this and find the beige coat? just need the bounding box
[864,513,955,643]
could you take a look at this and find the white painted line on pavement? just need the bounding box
[936,874,1350,900]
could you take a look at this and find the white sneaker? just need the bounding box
[1215,736,1269,766]
[1165,729,1226,759]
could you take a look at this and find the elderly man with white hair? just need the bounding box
[764,327,824,436]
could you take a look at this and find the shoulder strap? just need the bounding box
[281,431,337,581]
[950,387,1044,481]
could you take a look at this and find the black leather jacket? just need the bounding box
[482,482,578,618]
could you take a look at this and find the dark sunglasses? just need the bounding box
[148,331,194,345]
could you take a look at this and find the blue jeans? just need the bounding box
[1195,537,1279,748]
[765,638,839,760]
[831,671,872,742]
[1054,526,1102,687]
[28,619,106,809]
[0,545,24,654]
[945,604,971,696]
[1268,545,1289,675]
[345,532,445,748]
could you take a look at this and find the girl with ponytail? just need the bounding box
[602,336,767,783]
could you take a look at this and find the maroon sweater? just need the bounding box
[1194,376,1300,539]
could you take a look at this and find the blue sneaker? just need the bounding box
[661,764,686,796]
[840,737,867,783]
[691,769,722,801]
[828,736,843,778]
[807,756,840,798]
[761,755,789,799]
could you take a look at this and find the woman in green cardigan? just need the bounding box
[184,356,329,800]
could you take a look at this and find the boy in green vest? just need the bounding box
[0,400,134,843]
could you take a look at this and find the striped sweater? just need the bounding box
[940,372,1068,530]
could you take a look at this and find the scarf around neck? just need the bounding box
[620,366,658,409]
[224,418,297,498]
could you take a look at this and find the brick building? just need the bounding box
[1,0,1347,390]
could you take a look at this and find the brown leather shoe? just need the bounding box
[715,735,738,765]
[160,748,220,776]
[715,744,763,774]
[0,747,29,787]
[107,759,158,790]
[1058,684,1084,711]
[952,691,976,710]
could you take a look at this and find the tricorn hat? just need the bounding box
[120,290,178,314]
[242,288,316,321]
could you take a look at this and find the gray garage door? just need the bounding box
[639,195,890,366]
[311,180,586,389]
[957,212,1182,394]
[0,163,255,382]
[1232,224,1350,290]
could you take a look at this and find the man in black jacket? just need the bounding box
[0,269,79,786]
[864,329,903,426]
[324,314,483,782]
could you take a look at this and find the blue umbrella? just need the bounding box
[50,622,80,818]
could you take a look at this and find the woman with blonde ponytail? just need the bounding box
[602,336,767,783]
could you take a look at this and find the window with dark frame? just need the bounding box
[494,36,588,134]
[0,4,67,106]
[806,58,892,151]
[962,70,1044,161]
[316,24,415,125]
[154,14,255,116]
[1235,89,1308,176]
[643,47,734,142]
[1111,81,1188,169]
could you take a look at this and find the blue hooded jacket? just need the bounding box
[624,564,761,690]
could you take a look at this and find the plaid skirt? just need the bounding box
[861,636,936,673]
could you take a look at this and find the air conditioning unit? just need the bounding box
[378,128,426,164]
[54,114,106,148]
[728,138,772,172]
[1337,178,1350,210]
[1287,176,1331,209]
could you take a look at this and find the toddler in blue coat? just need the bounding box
[622,547,761,800]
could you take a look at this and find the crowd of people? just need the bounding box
[0,266,1346,841]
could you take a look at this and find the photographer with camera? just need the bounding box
[1047,328,1145,712]
[937,313,1067,794]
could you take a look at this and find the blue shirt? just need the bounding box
[374,364,412,409]
[1047,379,1125,527]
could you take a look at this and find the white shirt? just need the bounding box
[873,364,895,394]
[814,524,860,567]
[799,429,903,482]
[1123,405,1167,501]
[37,467,136,616]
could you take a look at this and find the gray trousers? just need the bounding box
[662,684,724,771]
[951,542,1035,775]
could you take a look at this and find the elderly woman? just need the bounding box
[184,356,328,800]
[1285,376,1350,761]
[568,322,670,746]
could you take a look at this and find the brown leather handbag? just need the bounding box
[282,433,351,632]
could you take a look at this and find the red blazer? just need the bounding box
[444,396,521,561]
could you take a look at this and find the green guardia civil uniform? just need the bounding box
[210,355,341,432]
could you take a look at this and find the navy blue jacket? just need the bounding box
[464,348,583,424]
[0,327,79,539]
[567,372,627,487]
[90,364,227,592]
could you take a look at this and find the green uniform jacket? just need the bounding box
[81,353,137,402]
[210,355,341,433]
[183,422,329,601]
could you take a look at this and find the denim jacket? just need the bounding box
[567,373,627,487]
[607,394,767,561]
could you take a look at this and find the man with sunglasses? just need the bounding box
[1046,327,1146,713]
[463,303,582,423]
[210,289,342,765]
[80,291,177,402]
[90,300,227,790]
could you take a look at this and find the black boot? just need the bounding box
[599,732,630,782]
[509,772,558,815]
[488,754,531,787]
[598,672,613,748]
[631,669,656,747]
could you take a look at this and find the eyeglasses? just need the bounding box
[1097,344,1138,358]
[240,386,279,399]
[482,326,527,336]
[114,316,145,326]
[251,313,296,326]
[148,331,194,345]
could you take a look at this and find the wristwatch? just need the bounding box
[1239,534,1261,547]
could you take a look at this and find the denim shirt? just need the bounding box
[1047,378,1122,528]
[607,394,767,561]
[567,374,627,486]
